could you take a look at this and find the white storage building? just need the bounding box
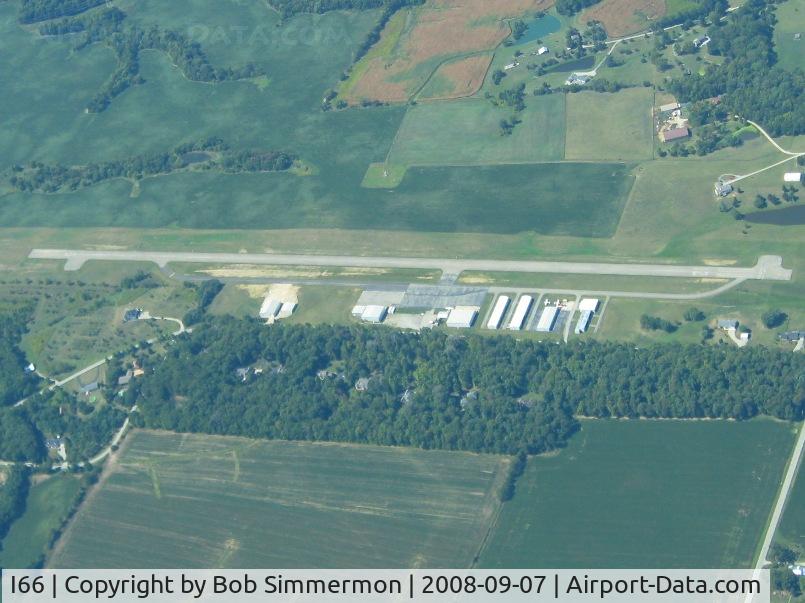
[535,305,559,332]
[360,305,387,323]
[784,172,802,183]
[508,295,533,330]
[486,296,511,330]
[446,306,479,328]
[277,302,297,319]
[259,298,282,319]
[578,298,600,313]
[575,310,593,334]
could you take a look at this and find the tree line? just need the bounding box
[0,467,29,552]
[555,0,601,16]
[124,319,804,457]
[0,309,40,407]
[7,139,299,194]
[668,0,804,137]
[18,0,106,23]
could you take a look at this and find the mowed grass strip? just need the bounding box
[387,94,566,166]
[565,88,655,161]
[480,419,797,569]
[50,431,509,569]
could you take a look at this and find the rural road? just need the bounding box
[29,249,793,281]
[753,421,805,573]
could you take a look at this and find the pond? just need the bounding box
[745,205,805,226]
[514,13,561,45]
[547,55,596,73]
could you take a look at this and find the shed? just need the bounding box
[717,319,738,330]
[259,298,282,319]
[659,102,680,113]
[783,172,802,183]
[538,46,548,55]
[446,306,479,329]
[80,382,99,395]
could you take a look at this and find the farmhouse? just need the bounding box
[658,102,681,113]
[783,172,802,183]
[779,330,805,342]
[446,306,479,328]
[717,319,739,330]
[117,370,133,386]
[486,295,511,330]
[508,295,533,331]
[661,127,690,143]
[355,377,371,392]
[714,181,733,196]
[123,308,142,322]
[565,74,590,86]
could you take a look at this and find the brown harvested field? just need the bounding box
[346,0,551,103]
[581,0,666,37]
[419,53,494,100]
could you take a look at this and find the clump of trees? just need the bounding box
[762,309,788,329]
[0,410,43,462]
[555,0,601,17]
[125,320,805,459]
[640,314,678,333]
[182,279,224,326]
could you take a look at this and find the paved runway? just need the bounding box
[29,249,793,281]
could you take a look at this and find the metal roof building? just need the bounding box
[486,295,511,330]
[784,172,802,183]
[578,298,600,313]
[661,127,690,142]
[575,310,593,334]
[508,295,533,330]
[536,305,560,332]
[259,298,282,319]
[360,305,387,323]
[446,306,479,329]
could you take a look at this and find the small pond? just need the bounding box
[514,13,561,45]
[745,205,805,226]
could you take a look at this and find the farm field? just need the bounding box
[580,0,665,37]
[387,95,566,166]
[50,431,509,568]
[480,419,797,569]
[0,475,83,569]
[774,456,805,555]
[340,0,550,104]
[773,0,805,72]
[564,89,655,161]
[417,53,494,101]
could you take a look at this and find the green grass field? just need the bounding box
[387,94,566,166]
[480,419,797,568]
[0,475,83,569]
[773,0,805,72]
[49,430,509,568]
[565,88,655,161]
[775,453,805,556]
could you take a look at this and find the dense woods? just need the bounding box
[669,0,805,136]
[0,467,29,549]
[8,140,298,194]
[128,320,804,456]
[269,0,418,17]
[0,410,43,463]
[0,310,40,407]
